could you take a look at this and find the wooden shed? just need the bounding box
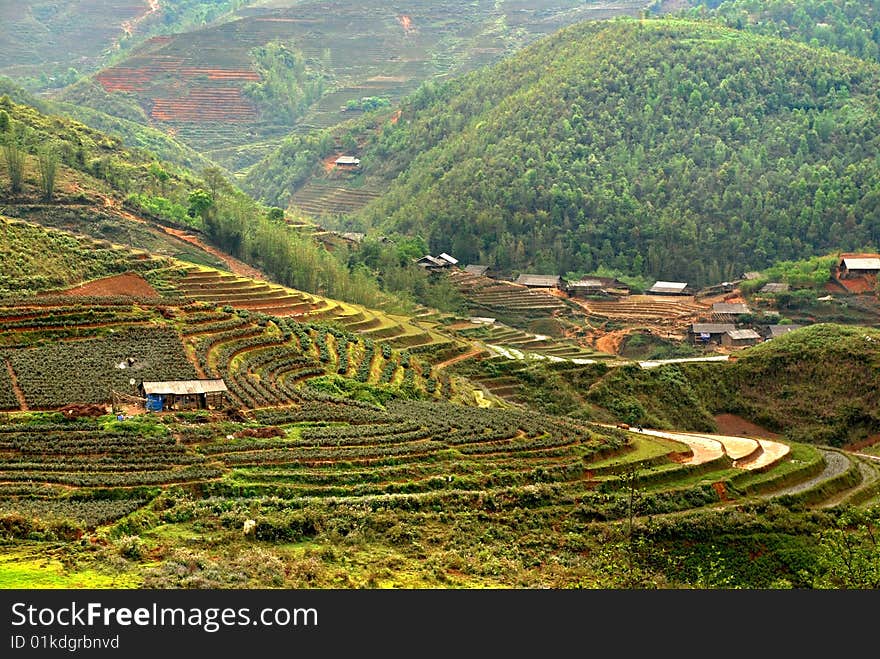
[140,379,228,411]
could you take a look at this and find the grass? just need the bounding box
[0,544,141,589]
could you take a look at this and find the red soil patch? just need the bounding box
[714,413,781,440]
[844,433,880,452]
[60,273,159,298]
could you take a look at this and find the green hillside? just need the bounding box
[343,18,880,284]
[684,0,880,63]
[586,324,880,447]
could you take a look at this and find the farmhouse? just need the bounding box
[836,253,880,278]
[334,155,361,169]
[712,302,750,315]
[760,282,789,294]
[689,323,735,345]
[647,281,689,295]
[764,324,802,339]
[515,274,562,289]
[140,379,228,412]
[722,329,761,348]
[565,279,605,297]
[463,264,491,277]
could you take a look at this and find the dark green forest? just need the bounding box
[334,18,880,285]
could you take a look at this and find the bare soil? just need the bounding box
[60,272,160,298]
[714,413,781,440]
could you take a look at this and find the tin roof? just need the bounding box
[438,253,459,265]
[516,274,561,287]
[842,257,880,270]
[648,281,688,293]
[712,302,751,314]
[691,323,735,334]
[141,379,228,395]
[726,329,761,340]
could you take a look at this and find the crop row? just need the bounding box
[4,326,198,408]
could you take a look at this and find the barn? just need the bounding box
[140,379,228,412]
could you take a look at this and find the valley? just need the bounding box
[0,1,878,592]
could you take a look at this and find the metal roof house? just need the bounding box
[515,274,562,288]
[463,264,491,277]
[837,254,880,277]
[139,379,228,412]
[722,329,761,348]
[415,253,458,271]
[712,302,751,315]
[647,281,689,295]
[688,323,735,344]
[334,156,361,168]
[565,279,605,297]
[764,324,802,339]
[760,282,789,294]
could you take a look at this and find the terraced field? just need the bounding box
[450,320,614,364]
[172,264,456,352]
[0,294,442,412]
[289,181,383,218]
[73,0,654,172]
[446,270,574,321]
[574,295,709,327]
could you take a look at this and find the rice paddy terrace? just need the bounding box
[82,0,653,172]
[0,0,152,79]
[168,263,456,352]
[446,269,575,322]
[0,292,448,413]
[0,288,878,588]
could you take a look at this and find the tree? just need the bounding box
[1,132,25,194]
[201,166,231,201]
[187,189,215,223]
[37,143,59,200]
[814,508,880,589]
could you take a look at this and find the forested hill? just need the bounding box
[685,0,880,63]
[353,18,880,285]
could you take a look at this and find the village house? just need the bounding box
[722,329,761,348]
[760,282,789,294]
[334,155,361,169]
[831,253,880,294]
[763,324,802,339]
[415,253,458,271]
[140,379,228,412]
[463,264,492,277]
[565,276,631,297]
[515,274,562,289]
[647,281,690,295]
[565,278,605,297]
[688,323,735,345]
[836,254,880,278]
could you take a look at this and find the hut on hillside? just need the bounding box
[721,329,761,348]
[647,281,690,295]
[515,274,562,289]
[139,379,228,412]
[688,323,735,345]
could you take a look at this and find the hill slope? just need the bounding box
[349,18,880,284]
